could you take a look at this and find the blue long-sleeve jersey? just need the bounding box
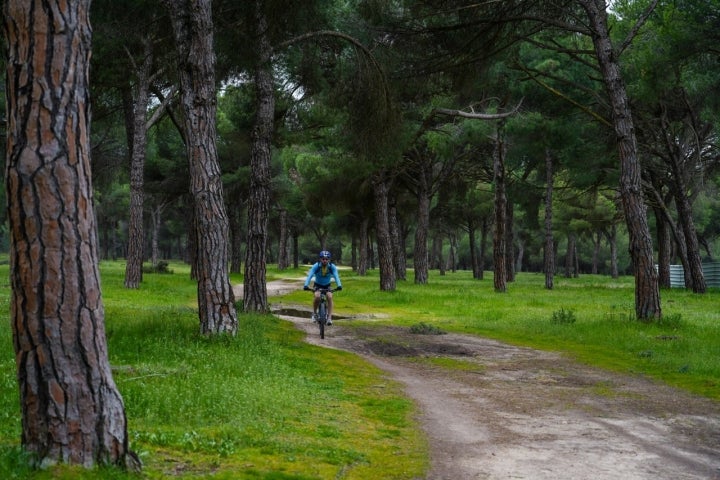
[304,262,342,289]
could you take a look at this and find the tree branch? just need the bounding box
[618,0,659,56]
[431,99,523,120]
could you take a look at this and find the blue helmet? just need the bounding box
[319,250,331,259]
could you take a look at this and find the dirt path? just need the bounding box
[257,281,720,479]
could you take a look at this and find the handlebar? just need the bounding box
[313,287,337,293]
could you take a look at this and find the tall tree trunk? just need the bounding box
[565,233,576,278]
[357,217,369,276]
[654,206,672,288]
[670,166,706,293]
[493,122,507,293]
[277,208,290,270]
[448,234,458,273]
[544,148,555,290]
[292,231,300,268]
[164,0,237,333]
[434,233,445,275]
[580,0,660,319]
[413,165,431,284]
[243,1,274,312]
[505,201,515,282]
[388,194,406,280]
[124,38,154,289]
[591,232,601,274]
[607,224,619,279]
[150,204,164,268]
[4,0,138,468]
[515,238,525,273]
[229,207,242,274]
[479,217,489,280]
[373,173,396,291]
[468,219,481,279]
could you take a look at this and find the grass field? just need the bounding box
[0,260,718,479]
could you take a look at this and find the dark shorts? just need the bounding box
[314,283,330,290]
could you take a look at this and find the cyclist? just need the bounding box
[303,250,343,325]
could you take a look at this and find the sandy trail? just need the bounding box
[248,280,720,479]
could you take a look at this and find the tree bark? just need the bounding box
[544,148,555,290]
[580,0,660,319]
[243,0,274,312]
[4,0,137,468]
[277,208,290,270]
[565,233,576,278]
[358,217,370,276]
[388,193,406,280]
[163,0,237,333]
[669,159,706,293]
[229,207,242,274]
[124,38,154,289]
[413,188,431,284]
[505,202,515,282]
[373,173,396,291]
[468,218,482,279]
[493,122,508,293]
[654,206,672,288]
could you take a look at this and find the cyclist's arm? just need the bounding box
[332,264,342,289]
[303,264,318,288]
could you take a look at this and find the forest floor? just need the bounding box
[249,281,720,479]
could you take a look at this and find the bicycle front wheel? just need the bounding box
[318,301,327,339]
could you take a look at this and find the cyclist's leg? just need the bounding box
[326,291,333,316]
[326,291,333,324]
[312,290,321,319]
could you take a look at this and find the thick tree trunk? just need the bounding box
[124,38,154,289]
[580,0,660,319]
[373,174,396,291]
[493,122,507,293]
[670,167,706,293]
[164,0,237,333]
[544,148,555,290]
[414,190,431,284]
[4,0,137,469]
[244,1,274,312]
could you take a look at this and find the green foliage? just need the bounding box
[551,308,577,325]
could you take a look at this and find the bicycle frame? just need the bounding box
[313,287,335,339]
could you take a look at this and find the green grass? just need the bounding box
[1,260,719,478]
[0,261,426,479]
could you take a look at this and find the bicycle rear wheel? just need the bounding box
[318,301,327,339]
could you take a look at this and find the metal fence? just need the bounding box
[668,262,720,288]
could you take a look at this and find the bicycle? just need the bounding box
[312,287,336,339]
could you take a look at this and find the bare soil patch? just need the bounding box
[259,281,720,479]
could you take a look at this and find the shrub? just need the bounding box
[551,308,577,325]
